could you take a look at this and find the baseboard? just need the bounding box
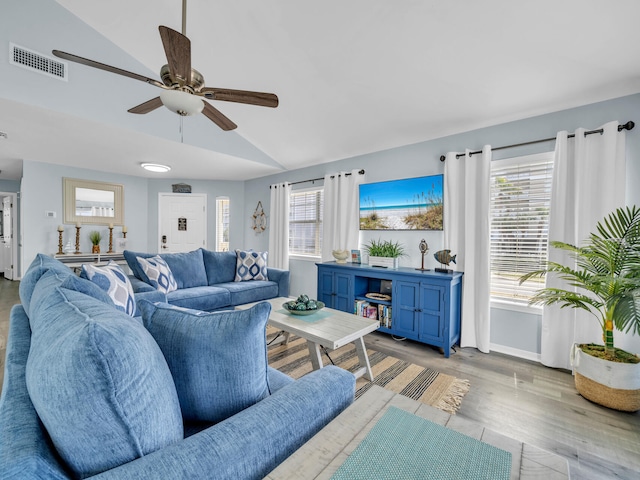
[490,343,541,363]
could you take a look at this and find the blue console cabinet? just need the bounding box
[316,262,463,357]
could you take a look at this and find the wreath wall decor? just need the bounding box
[252,201,267,233]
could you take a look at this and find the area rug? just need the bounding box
[266,328,470,414]
[330,407,511,480]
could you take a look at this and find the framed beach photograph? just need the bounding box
[359,174,443,230]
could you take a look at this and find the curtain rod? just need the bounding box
[439,120,635,162]
[270,169,365,188]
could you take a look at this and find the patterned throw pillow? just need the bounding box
[235,250,268,281]
[81,261,136,316]
[136,255,178,294]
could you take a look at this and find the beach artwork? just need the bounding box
[359,175,443,230]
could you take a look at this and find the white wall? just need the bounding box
[244,93,640,358]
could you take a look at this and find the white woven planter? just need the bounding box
[368,256,399,269]
[571,344,640,412]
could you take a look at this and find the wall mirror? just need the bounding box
[63,178,124,225]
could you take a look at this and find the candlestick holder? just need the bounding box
[107,227,114,253]
[57,229,64,255]
[75,226,81,254]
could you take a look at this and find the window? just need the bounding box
[216,197,230,252]
[490,152,554,307]
[289,188,324,257]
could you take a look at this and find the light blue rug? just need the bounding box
[331,406,511,480]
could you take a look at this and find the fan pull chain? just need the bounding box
[180,116,184,143]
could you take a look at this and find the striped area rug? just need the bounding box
[267,328,470,414]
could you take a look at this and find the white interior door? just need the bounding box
[2,195,15,280]
[158,193,207,253]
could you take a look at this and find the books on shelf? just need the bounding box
[378,304,392,328]
[354,299,392,327]
[354,299,369,317]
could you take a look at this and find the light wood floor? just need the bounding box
[1,277,638,479]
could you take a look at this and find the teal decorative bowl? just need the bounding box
[282,300,325,316]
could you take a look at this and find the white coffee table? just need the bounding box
[237,297,379,381]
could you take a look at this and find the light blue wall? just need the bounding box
[0,180,20,192]
[244,93,640,357]
[19,162,246,271]
[21,161,150,267]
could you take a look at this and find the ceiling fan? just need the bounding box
[52,0,278,131]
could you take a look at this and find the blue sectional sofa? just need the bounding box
[0,254,355,479]
[124,248,289,311]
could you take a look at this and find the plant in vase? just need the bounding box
[520,206,640,411]
[363,238,406,268]
[89,230,102,254]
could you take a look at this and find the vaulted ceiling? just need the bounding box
[2,0,640,181]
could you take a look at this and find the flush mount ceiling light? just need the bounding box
[159,89,204,116]
[141,163,171,173]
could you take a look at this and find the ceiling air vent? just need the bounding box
[9,43,67,81]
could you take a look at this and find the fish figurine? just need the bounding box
[434,249,457,266]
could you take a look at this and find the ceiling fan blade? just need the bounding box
[200,88,279,108]
[52,50,164,88]
[128,97,164,114]
[158,26,191,85]
[202,102,237,131]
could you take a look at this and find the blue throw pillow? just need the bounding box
[80,261,136,316]
[26,287,183,478]
[19,254,72,314]
[137,255,178,293]
[140,300,272,423]
[235,250,269,281]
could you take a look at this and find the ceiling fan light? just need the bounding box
[160,89,204,116]
[141,163,171,173]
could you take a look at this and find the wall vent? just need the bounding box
[9,43,68,81]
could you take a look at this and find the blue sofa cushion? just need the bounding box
[80,261,136,316]
[166,285,232,311]
[215,280,279,306]
[123,249,149,281]
[19,254,71,315]
[201,249,237,285]
[125,249,208,289]
[235,249,269,281]
[59,273,116,308]
[140,300,272,423]
[137,255,178,293]
[26,287,183,478]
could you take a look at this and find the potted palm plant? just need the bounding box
[89,230,102,254]
[363,239,406,268]
[520,206,640,411]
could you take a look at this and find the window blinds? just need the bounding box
[289,189,324,256]
[216,197,230,252]
[490,154,554,305]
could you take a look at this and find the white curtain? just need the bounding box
[541,121,629,368]
[268,182,291,270]
[444,146,492,353]
[322,169,365,262]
